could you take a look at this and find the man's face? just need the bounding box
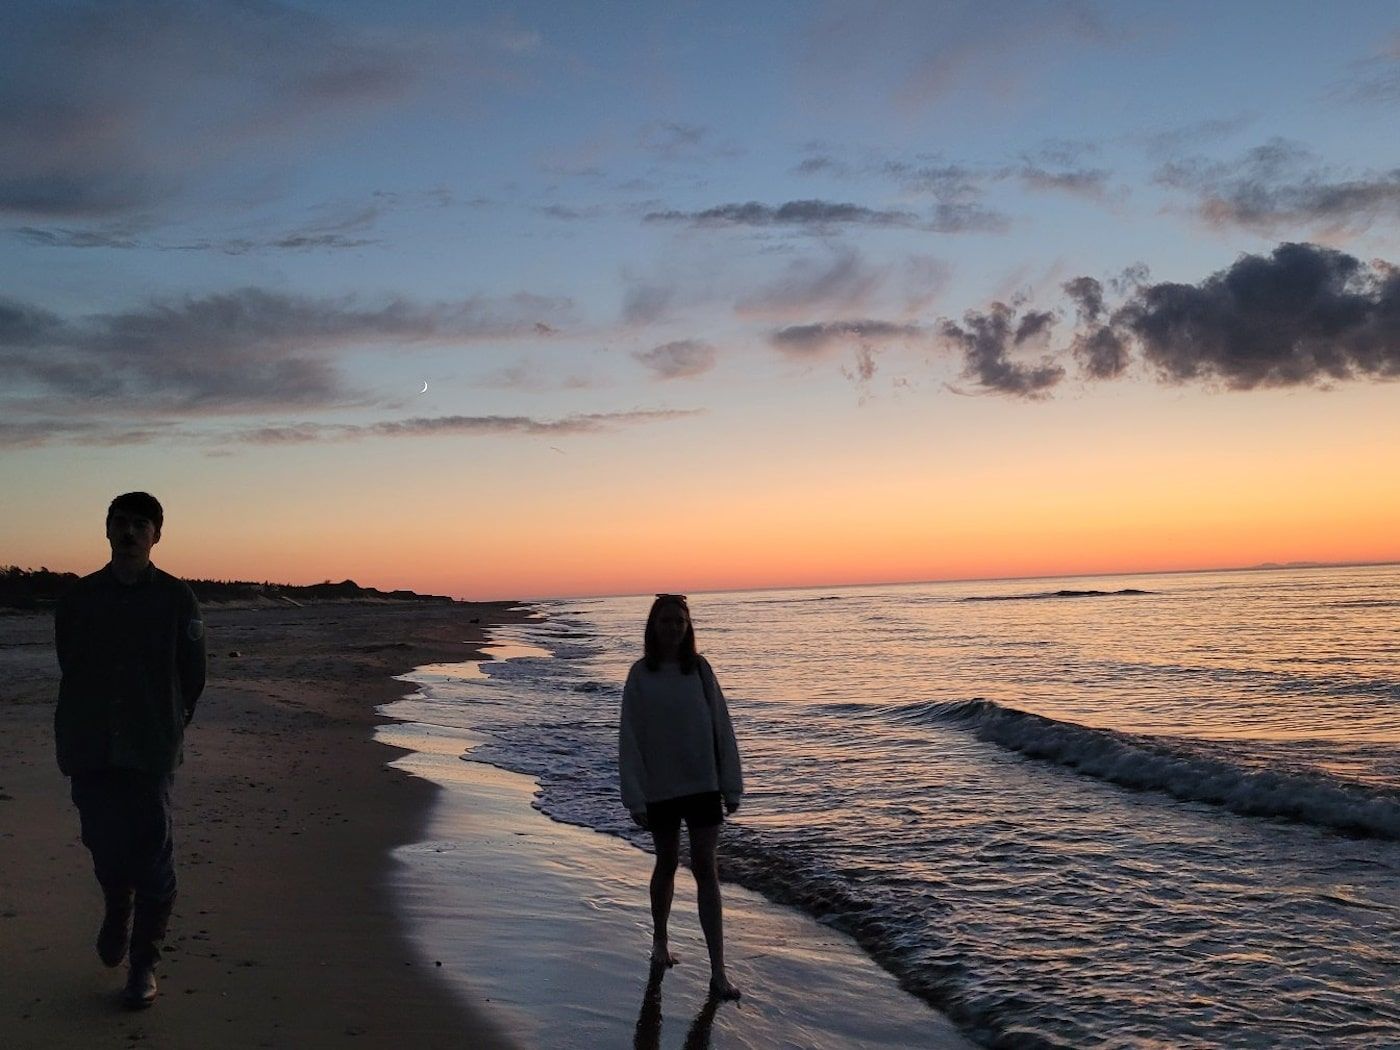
[106,509,160,563]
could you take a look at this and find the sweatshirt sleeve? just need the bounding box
[703,659,744,807]
[617,665,648,814]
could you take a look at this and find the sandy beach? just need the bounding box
[0,600,523,1050]
[2,599,974,1049]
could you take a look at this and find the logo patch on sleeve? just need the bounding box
[187,619,205,641]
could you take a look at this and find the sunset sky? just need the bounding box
[3,1,1399,599]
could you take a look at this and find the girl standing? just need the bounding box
[618,594,744,1000]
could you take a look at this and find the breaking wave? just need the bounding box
[902,698,1400,840]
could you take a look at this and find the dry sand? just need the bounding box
[0,601,524,1050]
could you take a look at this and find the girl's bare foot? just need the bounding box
[650,941,678,968]
[708,973,742,1000]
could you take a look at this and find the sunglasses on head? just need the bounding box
[654,593,688,603]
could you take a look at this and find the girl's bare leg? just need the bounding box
[650,826,681,967]
[689,823,740,999]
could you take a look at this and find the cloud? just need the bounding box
[1335,33,1400,104]
[621,282,677,325]
[632,340,717,380]
[802,0,1116,113]
[1114,242,1400,389]
[644,198,1006,234]
[735,247,886,318]
[939,303,1065,397]
[770,320,925,357]
[0,409,698,451]
[240,410,699,444]
[1138,115,1253,158]
[0,287,572,412]
[0,1,427,219]
[1157,138,1400,236]
[1014,163,1113,201]
[645,199,920,230]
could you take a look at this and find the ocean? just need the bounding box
[390,565,1400,1048]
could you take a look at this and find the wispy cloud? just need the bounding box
[645,200,919,230]
[1157,138,1400,237]
[645,198,1004,234]
[802,0,1118,113]
[241,410,699,444]
[770,320,926,357]
[1334,32,1400,105]
[632,340,717,380]
[735,247,886,319]
[0,287,572,412]
[0,409,698,451]
[0,1,432,220]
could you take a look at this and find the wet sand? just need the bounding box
[378,697,978,1048]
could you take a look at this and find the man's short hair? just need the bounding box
[107,491,164,530]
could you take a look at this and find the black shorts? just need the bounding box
[646,791,723,834]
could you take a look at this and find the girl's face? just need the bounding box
[653,604,690,655]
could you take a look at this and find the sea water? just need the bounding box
[396,565,1400,1049]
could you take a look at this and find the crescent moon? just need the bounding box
[419,381,429,394]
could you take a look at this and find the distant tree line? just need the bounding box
[0,566,454,611]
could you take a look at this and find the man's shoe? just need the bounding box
[97,889,134,968]
[122,963,158,1010]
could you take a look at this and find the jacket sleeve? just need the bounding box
[54,594,74,676]
[702,659,744,808]
[177,587,207,722]
[617,665,648,815]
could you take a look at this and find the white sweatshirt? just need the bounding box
[617,656,743,816]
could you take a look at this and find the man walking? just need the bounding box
[55,492,206,1009]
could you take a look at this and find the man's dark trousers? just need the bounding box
[70,769,177,965]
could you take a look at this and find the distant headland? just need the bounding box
[0,566,455,611]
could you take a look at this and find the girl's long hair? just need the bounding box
[643,594,698,673]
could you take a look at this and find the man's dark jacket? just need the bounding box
[55,564,207,776]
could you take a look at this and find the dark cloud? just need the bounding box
[1114,242,1400,389]
[940,244,1400,395]
[1062,275,1131,379]
[1063,276,1107,323]
[0,287,572,412]
[939,303,1065,397]
[770,320,925,357]
[735,247,885,318]
[1157,138,1400,235]
[0,1,424,218]
[632,340,717,380]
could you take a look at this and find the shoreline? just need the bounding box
[378,654,977,1049]
[0,601,528,1049]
